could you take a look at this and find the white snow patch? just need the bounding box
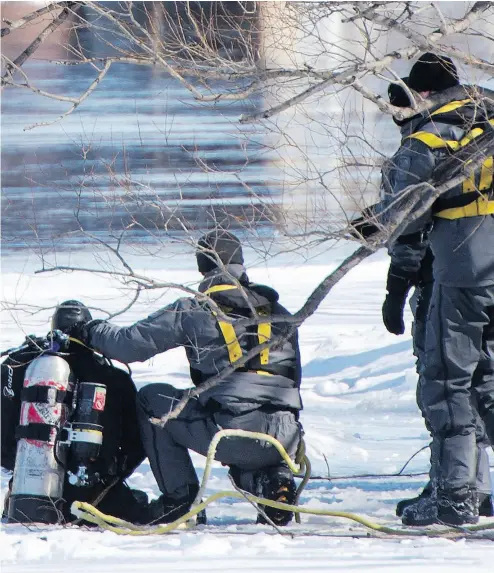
[2,245,493,572]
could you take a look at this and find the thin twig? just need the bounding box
[24,60,112,131]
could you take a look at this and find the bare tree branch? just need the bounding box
[23,59,112,131]
[1,1,72,37]
[1,2,80,86]
[394,86,494,122]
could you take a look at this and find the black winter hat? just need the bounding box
[408,53,459,93]
[52,300,92,332]
[388,77,411,108]
[196,230,244,274]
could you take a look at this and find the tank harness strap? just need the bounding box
[257,310,271,365]
[21,386,67,404]
[204,284,272,372]
[406,123,494,220]
[15,423,58,442]
[214,312,243,364]
[204,285,242,363]
[204,285,238,295]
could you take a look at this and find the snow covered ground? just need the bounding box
[1,241,493,572]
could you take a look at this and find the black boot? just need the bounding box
[401,492,438,526]
[255,465,297,527]
[97,481,150,524]
[437,489,479,526]
[145,485,199,525]
[478,493,494,517]
[396,482,433,517]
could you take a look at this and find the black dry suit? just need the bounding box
[1,340,146,522]
[87,264,303,499]
[384,92,494,498]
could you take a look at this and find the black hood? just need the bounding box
[198,264,279,312]
[196,231,244,274]
[408,53,459,93]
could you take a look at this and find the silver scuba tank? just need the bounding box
[8,354,73,524]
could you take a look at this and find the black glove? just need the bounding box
[64,319,103,346]
[350,216,380,239]
[349,206,380,239]
[382,266,412,335]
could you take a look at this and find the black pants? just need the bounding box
[422,283,494,493]
[137,383,301,499]
[411,282,492,495]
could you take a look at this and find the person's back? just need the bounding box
[88,240,301,416]
[380,55,494,287]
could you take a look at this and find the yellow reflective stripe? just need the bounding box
[430,99,471,117]
[462,171,477,193]
[435,199,494,219]
[214,315,243,363]
[407,127,485,151]
[407,132,459,149]
[479,156,493,191]
[458,127,484,147]
[72,429,102,435]
[258,322,271,365]
[256,370,273,376]
[204,285,238,296]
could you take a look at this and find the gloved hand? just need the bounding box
[350,218,380,239]
[64,319,103,346]
[349,206,380,240]
[382,266,412,335]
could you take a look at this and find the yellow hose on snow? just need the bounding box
[71,429,494,538]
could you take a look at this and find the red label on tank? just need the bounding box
[93,388,106,411]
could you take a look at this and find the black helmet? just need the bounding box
[51,300,92,332]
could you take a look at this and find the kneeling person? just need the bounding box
[67,231,303,526]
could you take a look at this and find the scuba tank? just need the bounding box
[65,382,106,487]
[7,345,108,523]
[8,354,73,524]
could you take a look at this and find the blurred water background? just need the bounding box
[1,1,492,254]
[1,2,280,252]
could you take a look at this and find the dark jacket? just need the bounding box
[88,264,303,415]
[380,95,494,287]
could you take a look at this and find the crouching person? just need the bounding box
[1,301,148,524]
[67,231,304,526]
